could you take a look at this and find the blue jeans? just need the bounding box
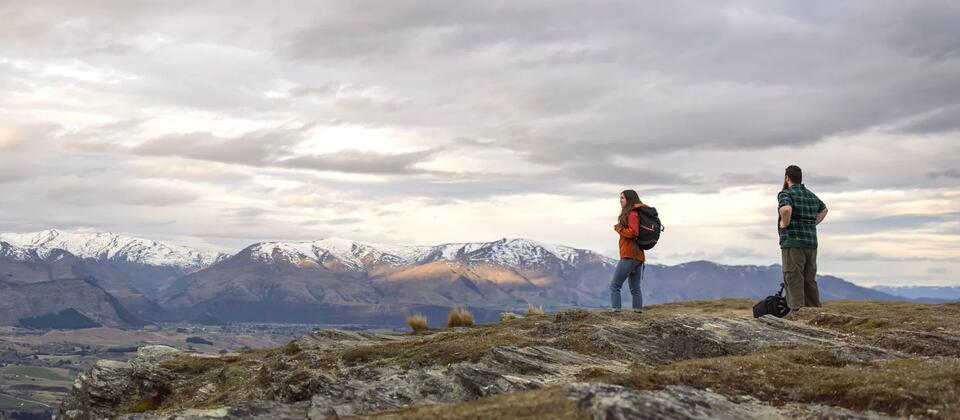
[610,258,644,310]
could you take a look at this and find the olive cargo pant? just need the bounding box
[781,248,821,310]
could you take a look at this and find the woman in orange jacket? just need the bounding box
[611,189,646,313]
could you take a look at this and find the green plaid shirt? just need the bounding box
[778,184,826,249]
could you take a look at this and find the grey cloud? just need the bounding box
[278,0,960,168]
[1,0,958,284]
[135,130,297,166]
[0,167,27,184]
[221,207,267,219]
[718,173,780,186]
[927,169,960,179]
[832,252,954,263]
[559,163,695,186]
[825,212,960,235]
[42,179,200,207]
[718,172,849,187]
[290,83,340,97]
[134,161,255,185]
[280,149,438,175]
[898,106,960,134]
[302,217,363,226]
[135,126,438,176]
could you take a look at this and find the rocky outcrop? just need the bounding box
[58,304,959,419]
[566,383,894,420]
[60,346,182,420]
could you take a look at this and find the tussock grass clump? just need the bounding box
[406,314,429,332]
[500,312,522,321]
[283,341,302,355]
[446,307,475,328]
[525,304,545,316]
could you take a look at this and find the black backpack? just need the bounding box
[753,283,791,318]
[635,207,664,250]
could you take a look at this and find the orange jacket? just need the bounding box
[614,203,646,261]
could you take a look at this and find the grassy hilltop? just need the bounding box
[61,299,960,419]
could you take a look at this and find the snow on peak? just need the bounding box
[249,238,434,269]
[0,229,226,269]
[249,236,608,270]
[0,241,33,261]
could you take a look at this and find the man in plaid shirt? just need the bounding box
[778,165,829,310]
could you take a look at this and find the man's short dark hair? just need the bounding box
[785,165,802,184]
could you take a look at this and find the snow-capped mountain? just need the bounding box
[3,229,910,328]
[0,229,227,269]
[248,237,614,270]
[0,241,34,262]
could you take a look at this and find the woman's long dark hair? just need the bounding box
[618,189,642,227]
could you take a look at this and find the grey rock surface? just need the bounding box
[565,383,896,420]
[59,313,917,420]
[60,346,182,420]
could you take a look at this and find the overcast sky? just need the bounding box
[1,0,958,286]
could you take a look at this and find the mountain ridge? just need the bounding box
[0,229,916,327]
[0,229,227,269]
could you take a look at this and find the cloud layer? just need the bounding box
[1,0,958,286]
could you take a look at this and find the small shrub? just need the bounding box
[500,312,522,321]
[525,304,545,316]
[283,341,302,355]
[447,307,475,328]
[406,314,429,332]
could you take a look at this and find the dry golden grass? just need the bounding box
[789,301,960,335]
[282,342,302,355]
[585,346,960,418]
[145,300,960,418]
[364,386,588,420]
[405,314,429,333]
[500,312,522,321]
[160,355,229,375]
[644,298,755,318]
[446,307,475,328]
[524,304,545,316]
[787,301,960,357]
